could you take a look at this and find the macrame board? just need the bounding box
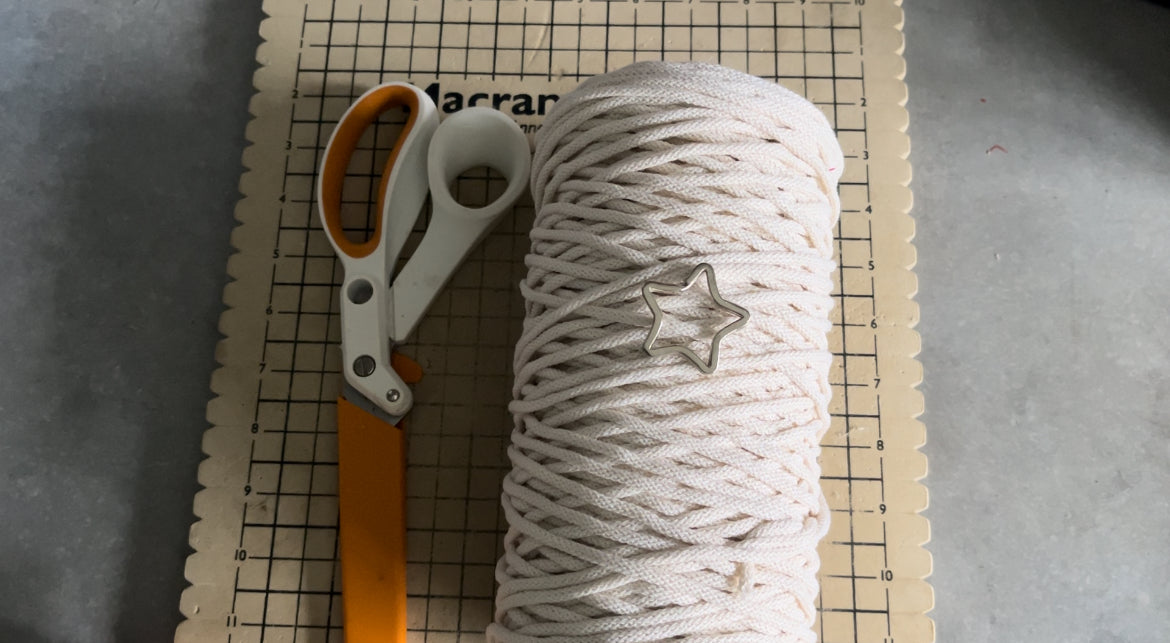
[177,1,931,641]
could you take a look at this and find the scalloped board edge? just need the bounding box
[864,4,935,639]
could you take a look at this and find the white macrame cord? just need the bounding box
[491,61,845,642]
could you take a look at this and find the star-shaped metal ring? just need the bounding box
[641,263,750,374]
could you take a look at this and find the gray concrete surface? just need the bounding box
[906,1,1170,640]
[0,1,1167,641]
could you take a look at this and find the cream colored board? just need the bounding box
[177,1,931,642]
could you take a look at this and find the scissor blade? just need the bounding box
[336,394,408,643]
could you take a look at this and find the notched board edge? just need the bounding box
[861,0,935,633]
[176,2,285,639]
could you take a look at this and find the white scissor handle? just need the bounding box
[320,83,531,421]
[319,83,439,421]
[390,107,532,342]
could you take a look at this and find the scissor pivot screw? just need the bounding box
[353,355,376,377]
[386,389,401,403]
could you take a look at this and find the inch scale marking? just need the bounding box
[178,2,930,642]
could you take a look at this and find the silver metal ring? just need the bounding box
[641,263,750,374]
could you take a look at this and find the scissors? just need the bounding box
[317,82,530,643]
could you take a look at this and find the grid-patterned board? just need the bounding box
[178,1,930,642]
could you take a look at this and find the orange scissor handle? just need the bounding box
[336,353,422,643]
[318,84,425,259]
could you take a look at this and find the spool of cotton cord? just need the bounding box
[490,61,845,643]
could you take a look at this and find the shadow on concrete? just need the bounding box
[48,1,265,641]
[986,0,1170,134]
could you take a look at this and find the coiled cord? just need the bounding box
[490,61,844,643]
